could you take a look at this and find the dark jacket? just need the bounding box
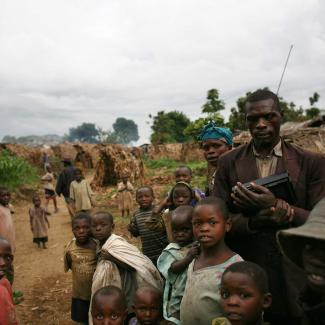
[213,140,325,321]
[55,166,76,198]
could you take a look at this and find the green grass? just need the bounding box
[0,150,39,191]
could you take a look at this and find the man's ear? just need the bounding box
[225,218,232,233]
[262,293,272,310]
[112,223,115,230]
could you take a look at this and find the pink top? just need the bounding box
[0,205,15,252]
[0,277,18,325]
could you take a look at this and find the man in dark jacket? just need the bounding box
[213,89,325,324]
[56,158,76,219]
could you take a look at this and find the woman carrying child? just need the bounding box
[29,195,50,249]
[41,165,58,213]
[180,197,243,325]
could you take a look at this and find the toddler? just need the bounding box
[91,285,128,325]
[41,165,58,213]
[180,197,243,325]
[64,212,98,324]
[128,186,168,266]
[157,205,198,324]
[29,195,50,249]
[117,175,134,217]
[215,261,272,325]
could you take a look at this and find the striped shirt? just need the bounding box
[130,207,168,262]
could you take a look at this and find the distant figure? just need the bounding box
[0,187,16,253]
[69,168,94,214]
[41,165,58,213]
[56,158,76,219]
[29,195,50,249]
[117,175,134,217]
[42,152,50,172]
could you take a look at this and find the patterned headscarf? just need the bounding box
[198,121,233,146]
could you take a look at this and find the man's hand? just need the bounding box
[231,182,276,210]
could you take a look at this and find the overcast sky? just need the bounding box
[1,0,325,144]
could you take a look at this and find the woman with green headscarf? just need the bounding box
[198,121,233,195]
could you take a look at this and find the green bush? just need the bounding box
[0,150,39,191]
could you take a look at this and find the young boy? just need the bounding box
[64,212,98,324]
[70,168,93,214]
[180,197,243,325]
[0,237,18,325]
[129,287,163,325]
[277,198,325,325]
[0,187,15,253]
[91,212,163,310]
[157,206,199,324]
[216,261,272,325]
[91,285,128,325]
[128,186,168,266]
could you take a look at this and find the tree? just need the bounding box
[65,123,100,143]
[202,89,225,113]
[112,118,139,144]
[227,94,248,132]
[150,111,191,144]
[306,92,320,119]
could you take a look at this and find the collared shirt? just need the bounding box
[253,140,282,178]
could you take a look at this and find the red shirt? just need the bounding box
[0,277,18,325]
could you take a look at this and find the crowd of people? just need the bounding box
[0,89,325,325]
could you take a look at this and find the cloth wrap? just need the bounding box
[198,121,233,145]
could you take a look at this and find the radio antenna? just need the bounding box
[276,44,293,95]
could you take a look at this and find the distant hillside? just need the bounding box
[1,134,63,146]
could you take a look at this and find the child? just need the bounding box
[117,175,134,217]
[214,261,272,325]
[64,212,98,325]
[41,165,58,213]
[70,168,94,214]
[0,187,16,253]
[147,182,196,243]
[128,186,168,266]
[0,236,18,325]
[277,197,325,325]
[129,287,163,325]
[91,285,128,325]
[180,197,243,325]
[157,206,199,324]
[29,195,50,249]
[91,212,163,311]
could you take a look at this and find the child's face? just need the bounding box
[192,204,231,248]
[33,197,41,207]
[172,214,193,246]
[220,271,271,325]
[75,171,83,181]
[0,190,10,206]
[302,240,325,295]
[0,240,13,280]
[133,291,161,325]
[175,168,192,184]
[91,215,114,244]
[122,177,128,184]
[172,187,192,207]
[72,219,91,244]
[92,293,127,325]
[136,189,154,209]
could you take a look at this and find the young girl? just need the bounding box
[216,261,272,325]
[41,165,58,213]
[64,212,98,324]
[128,186,168,266]
[70,168,94,214]
[180,197,243,325]
[157,205,199,324]
[29,195,50,249]
[117,175,134,217]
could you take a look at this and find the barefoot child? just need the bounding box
[64,212,98,325]
[157,206,199,324]
[128,186,168,266]
[91,286,128,325]
[129,287,163,325]
[41,165,58,213]
[0,187,16,253]
[29,195,50,249]
[0,237,18,325]
[70,168,93,214]
[117,175,134,217]
[91,212,163,311]
[180,197,243,325]
[216,261,272,325]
